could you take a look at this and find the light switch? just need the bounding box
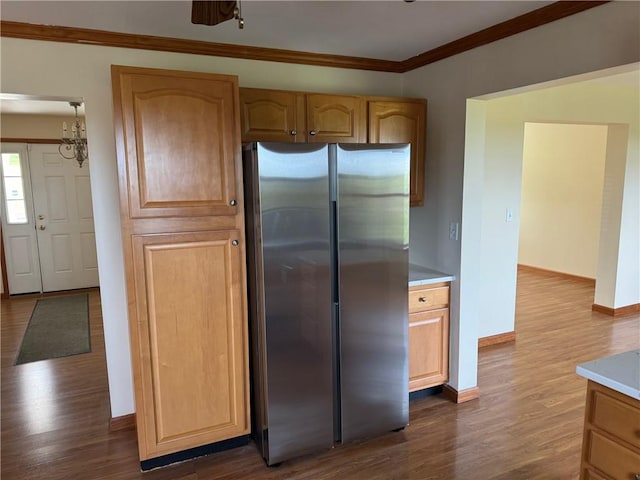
[506,208,514,222]
[449,222,459,240]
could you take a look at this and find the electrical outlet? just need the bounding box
[449,222,459,241]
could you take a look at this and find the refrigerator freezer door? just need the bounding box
[253,143,334,464]
[336,143,410,442]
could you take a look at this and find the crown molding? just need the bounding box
[0,20,401,73]
[0,1,609,74]
[398,1,610,72]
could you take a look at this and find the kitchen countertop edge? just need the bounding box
[576,349,640,400]
[409,264,455,287]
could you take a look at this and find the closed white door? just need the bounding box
[0,143,42,294]
[29,144,99,292]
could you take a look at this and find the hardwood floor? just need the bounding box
[1,271,638,479]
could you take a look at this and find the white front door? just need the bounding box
[29,144,99,292]
[0,143,42,294]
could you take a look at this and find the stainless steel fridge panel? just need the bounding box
[253,143,335,464]
[336,144,410,442]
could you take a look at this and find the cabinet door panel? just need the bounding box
[114,69,239,218]
[369,101,426,206]
[306,94,365,143]
[408,308,449,391]
[132,230,248,457]
[239,88,306,143]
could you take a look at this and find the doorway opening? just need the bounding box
[1,95,112,459]
[1,96,98,295]
[461,64,637,347]
[518,122,608,281]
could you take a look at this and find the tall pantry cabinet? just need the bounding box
[111,66,250,461]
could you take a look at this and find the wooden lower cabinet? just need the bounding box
[131,230,249,458]
[580,381,640,480]
[408,283,450,392]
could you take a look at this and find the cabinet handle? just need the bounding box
[38,214,45,220]
[309,130,317,136]
[232,240,239,246]
[418,297,428,303]
[290,130,297,136]
[39,225,46,231]
[230,199,237,206]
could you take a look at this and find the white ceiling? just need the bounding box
[1,0,553,61]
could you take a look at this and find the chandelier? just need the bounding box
[60,101,88,168]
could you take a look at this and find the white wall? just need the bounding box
[519,123,608,279]
[595,124,634,310]
[0,39,403,417]
[402,2,639,392]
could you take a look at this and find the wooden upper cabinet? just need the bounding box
[239,88,305,143]
[306,94,366,143]
[238,88,427,205]
[368,100,427,206]
[239,89,365,143]
[112,66,241,218]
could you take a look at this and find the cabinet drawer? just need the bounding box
[409,286,449,313]
[591,390,640,449]
[586,430,640,480]
[582,469,608,480]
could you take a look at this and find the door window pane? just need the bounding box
[2,153,22,176]
[4,177,24,200]
[6,200,27,223]
[2,152,28,224]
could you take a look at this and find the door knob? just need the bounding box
[289,130,297,136]
[230,199,237,206]
[232,240,239,246]
[39,225,46,230]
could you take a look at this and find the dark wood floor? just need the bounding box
[1,271,638,479]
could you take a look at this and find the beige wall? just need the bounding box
[1,114,83,139]
[518,123,608,278]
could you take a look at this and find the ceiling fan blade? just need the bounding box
[192,1,237,26]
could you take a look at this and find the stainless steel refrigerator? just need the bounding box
[243,142,409,465]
